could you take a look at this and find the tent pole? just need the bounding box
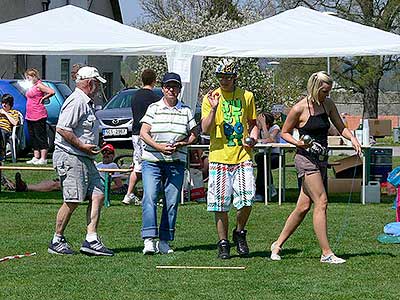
[327,57,330,74]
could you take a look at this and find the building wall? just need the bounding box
[332,91,400,116]
[88,55,122,104]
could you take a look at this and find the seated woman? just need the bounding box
[0,94,20,161]
[254,112,281,201]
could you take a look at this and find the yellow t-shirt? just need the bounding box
[0,109,19,132]
[202,87,256,164]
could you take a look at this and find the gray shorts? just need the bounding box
[294,153,327,180]
[53,149,104,203]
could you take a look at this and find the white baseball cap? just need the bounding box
[76,66,107,83]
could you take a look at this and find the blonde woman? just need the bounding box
[24,68,55,165]
[270,71,361,264]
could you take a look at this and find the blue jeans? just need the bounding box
[141,160,185,241]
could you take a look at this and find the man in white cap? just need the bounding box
[48,66,113,256]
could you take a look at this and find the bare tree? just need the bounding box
[139,0,274,21]
[280,0,400,118]
[139,0,241,21]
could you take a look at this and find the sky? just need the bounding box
[118,0,144,24]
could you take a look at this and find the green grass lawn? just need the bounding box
[0,153,399,299]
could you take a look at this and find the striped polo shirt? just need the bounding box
[141,98,196,163]
[0,109,20,132]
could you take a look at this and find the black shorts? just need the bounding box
[27,118,49,150]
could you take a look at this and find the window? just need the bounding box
[104,91,136,109]
[61,59,70,86]
[55,83,72,99]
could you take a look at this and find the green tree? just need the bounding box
[280,0,400,118]
[129,0,302,112]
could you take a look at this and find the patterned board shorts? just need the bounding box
[132,135,145,173]
[207,160,255,212]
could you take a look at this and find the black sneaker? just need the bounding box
[217,239,231,259]
[15,172,27,192]
[80,238,114,256]
[232,229,249,256]
[48,236,74,255]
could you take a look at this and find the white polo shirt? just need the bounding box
[141,98,196,163]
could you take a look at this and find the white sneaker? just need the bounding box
[133,195,142,206]
[26,157,39,164]
[122,193,138,205]
[320,253,346,264]
[33,159,47,165]
[157,240,174,254]
[270,241,282,261]
[142,238,156,255]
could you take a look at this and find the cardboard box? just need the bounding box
[332,155,363,178]
[368,119,392,137]
[328,136,343,146]
[328,178,362,193]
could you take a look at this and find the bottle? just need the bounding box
[355,119,363,145]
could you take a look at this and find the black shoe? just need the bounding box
[232,229,249,256]
[217,239,230,259]
[15,172,27,192]
[48,236,74,255]
[80,238,114,256]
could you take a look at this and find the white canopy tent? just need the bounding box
[1,6,400,111]
[171,7,400,111]
[0,5,178,55]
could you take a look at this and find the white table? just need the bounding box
[187,143,369,206]
[265,143,369,205]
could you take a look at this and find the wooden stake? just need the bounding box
[0,166,131,173]
[156,266,245,270]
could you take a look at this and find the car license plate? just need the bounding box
[103,128,128,136]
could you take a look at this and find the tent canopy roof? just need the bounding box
[0,5,177,56]
[183,7,400,58]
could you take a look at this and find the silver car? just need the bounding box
[96,88,163,143]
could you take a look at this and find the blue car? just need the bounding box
[0,79,72,153]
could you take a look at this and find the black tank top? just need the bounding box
[297,99,330,155]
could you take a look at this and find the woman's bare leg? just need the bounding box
[272,178,311,253]
[302,172,331,256]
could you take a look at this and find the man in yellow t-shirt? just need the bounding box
[201,59,258,260]
[0,94,20,160]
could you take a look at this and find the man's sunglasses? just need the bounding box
[163,84,181,90]
[102,151,114,155]
[216,74,235,81]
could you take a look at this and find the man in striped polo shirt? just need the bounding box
[140,72,197,255]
